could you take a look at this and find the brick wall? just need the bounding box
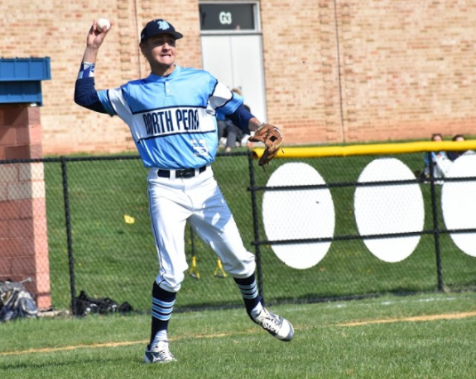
[334,0,476,143]
[1,0,476,155]
[0,106,50,309]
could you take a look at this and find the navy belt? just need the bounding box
[158,165,207,179]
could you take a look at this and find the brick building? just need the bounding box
[2,0,476,156]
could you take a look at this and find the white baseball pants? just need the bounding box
[147,166,256,293]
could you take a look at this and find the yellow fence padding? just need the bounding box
[252,141,476,160]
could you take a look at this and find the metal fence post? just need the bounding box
[60,156,76,313]
[428,156,444,291]
[247,152,265,304]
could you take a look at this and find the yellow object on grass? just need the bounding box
[124,215,135,224]
[189,256,200,279]
[214,259,227,278]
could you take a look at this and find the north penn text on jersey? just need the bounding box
[143,108,200,136]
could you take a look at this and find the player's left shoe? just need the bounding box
[252,307,294,342]
[143,341,177,363]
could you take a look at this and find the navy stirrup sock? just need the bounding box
[234,274,262,316]
[150,281,176,346]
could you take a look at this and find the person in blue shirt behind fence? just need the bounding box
[422,133,451,182]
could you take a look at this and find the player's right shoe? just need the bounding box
[143,341,177,363]
[252,307,294,342]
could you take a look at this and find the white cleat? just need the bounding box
[143,341,177,363]
[252,308,294,342]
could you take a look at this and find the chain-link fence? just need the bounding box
[250,151,476,306]
[1,149,475,313]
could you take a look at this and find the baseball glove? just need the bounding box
[249,123,283,166]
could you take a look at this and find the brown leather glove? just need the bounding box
[248,123,283,166]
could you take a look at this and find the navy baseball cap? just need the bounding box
[140,19,183,42]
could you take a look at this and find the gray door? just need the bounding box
[201,34,267,122]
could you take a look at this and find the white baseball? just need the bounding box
[97,18,111,31]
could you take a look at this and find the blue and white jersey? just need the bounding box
[97,65,243,169]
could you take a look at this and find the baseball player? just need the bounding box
[74,18,291,363]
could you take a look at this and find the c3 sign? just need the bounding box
[219,12,232,25]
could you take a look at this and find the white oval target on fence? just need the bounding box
[262,163,335,269]
[354,158,424,262]
[442,153,476,257]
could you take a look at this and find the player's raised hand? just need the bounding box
[86,19,112,49]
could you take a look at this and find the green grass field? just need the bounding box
[1,292,476,378]
[42,151,476,312]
